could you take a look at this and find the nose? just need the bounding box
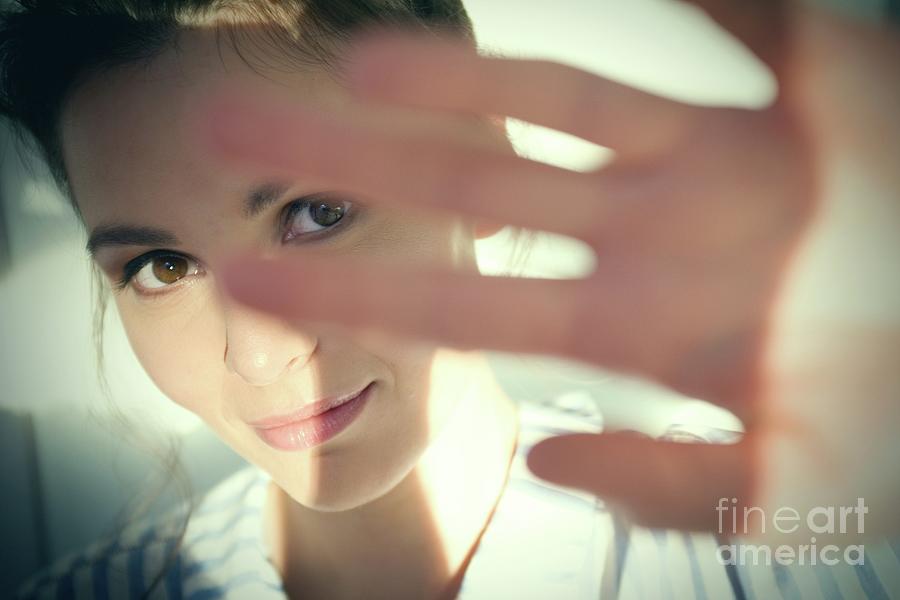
[222,302,318,386]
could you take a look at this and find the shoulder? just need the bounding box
[15,465,282,600]
[616,524,900,599]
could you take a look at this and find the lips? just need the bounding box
[250,381,376,451]
[248,382,373,429]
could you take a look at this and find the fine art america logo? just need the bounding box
[715,497,868,566]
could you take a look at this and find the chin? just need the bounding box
[274,458,411,514]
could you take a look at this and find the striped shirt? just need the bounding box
[15,397,900,599]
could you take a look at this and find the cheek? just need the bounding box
[356,334,461,437]
[115,289,225,419]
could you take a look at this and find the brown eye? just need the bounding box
[284,197,353,242]
[152,256,189,284]
[133,254,201,291]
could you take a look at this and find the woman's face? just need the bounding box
[60,29,491,511]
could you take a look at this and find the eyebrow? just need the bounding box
[85,182,291,256]
[243,182,290,219]
[86,225,178,256]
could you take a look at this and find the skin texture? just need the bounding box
[200,1,900,540]
[60,27,520,599]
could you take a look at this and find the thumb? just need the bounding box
[526,431,755,531]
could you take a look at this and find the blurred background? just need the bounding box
[0,0,895,594]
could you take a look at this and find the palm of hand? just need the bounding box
[201,3,900,535]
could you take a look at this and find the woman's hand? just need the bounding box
[198,1,900,538]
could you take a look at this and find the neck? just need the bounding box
[265,353,519,600]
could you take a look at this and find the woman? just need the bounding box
[3,1,597,598]
[3,1,529,598]
[4,1,898,599]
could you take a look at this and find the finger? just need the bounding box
[342,34,698,158]
[218,252,766,414]
[219,252,589,360]
[680,0,792,79]
[526,431,755,531]
[201,88,628,244]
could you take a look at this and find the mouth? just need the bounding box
[249,382,376,452]
[249,382,373,430]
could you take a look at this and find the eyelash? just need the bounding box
[280,195,354,243]
[114,196,354,296]
[114,249,202,294]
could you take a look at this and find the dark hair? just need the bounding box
[0,1,475,598]
[0,0,475,210]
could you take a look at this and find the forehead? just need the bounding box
[60,28,341,232]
